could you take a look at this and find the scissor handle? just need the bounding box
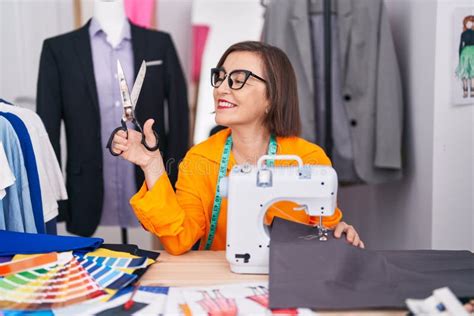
[106,121,128,156]
[141,130,160,151]
[133,119,160,152]
[106,120,160,156]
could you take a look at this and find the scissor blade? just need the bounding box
[117,60,132,111]
[130,60,147,109]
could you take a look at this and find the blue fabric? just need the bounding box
[0,230,103,256]
[0,117,36,233]
[3,311,53,316]
[0,112,45,233]
[0,255,13,263]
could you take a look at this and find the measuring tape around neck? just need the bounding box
[204,134,277,250]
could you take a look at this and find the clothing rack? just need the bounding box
[0,98,67,235]
[308,0,333,158]
[323,0,333,158]
[262,0,405,184]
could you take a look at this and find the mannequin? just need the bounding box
[92,0,135,243]
[36,0,189,240]
[93,0,126,47]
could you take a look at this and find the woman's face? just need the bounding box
[467,21,473,29]
[213,51,269,129]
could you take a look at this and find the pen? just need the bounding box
[123,282,140,311]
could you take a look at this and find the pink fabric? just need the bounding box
[124,0,155,28]
[192,24,210,83]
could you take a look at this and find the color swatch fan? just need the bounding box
[0,253,107,310]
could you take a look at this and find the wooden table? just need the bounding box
[141,250,267,286]
[141,251,405,315]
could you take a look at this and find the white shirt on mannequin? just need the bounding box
[93,0,127,47]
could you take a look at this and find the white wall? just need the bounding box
[431,0,474,250]
[0,0,74,110]
[157,0,193,85]
[340,0,473,251]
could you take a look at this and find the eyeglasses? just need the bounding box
[211,67,267,90]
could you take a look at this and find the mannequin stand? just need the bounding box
[121,227,128,244]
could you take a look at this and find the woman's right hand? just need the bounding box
[111,119,165,188]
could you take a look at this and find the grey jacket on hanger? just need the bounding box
[262,0,403,184]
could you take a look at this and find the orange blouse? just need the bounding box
[130,128,342,255]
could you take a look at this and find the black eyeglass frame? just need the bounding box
[210,67,267,90]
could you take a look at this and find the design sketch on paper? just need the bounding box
[246,285,298,315]
[453,9,474,105]
[196,289,238,316]
[178,283,311,315]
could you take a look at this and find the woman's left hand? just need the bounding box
[333,222,365,249]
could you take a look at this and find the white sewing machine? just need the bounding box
[220,155,338,274]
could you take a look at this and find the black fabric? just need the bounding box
[268,218,474,310]
[95,302,148,315]
[131,266,153,285]
[45,217,57,235]
[36,20,189,236]
[100,243,160,260]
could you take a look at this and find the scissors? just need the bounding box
[106,60,159,156]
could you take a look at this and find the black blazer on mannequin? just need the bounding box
[37,20,189,237]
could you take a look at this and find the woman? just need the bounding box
[111,41,364,255]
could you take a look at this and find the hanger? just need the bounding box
[14,96,36,107]
[0,98,13,105]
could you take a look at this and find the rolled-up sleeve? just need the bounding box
[130,154,207,255]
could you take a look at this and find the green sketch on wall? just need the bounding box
[455,15,474,99]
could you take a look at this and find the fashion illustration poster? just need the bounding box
[453,8,474,105]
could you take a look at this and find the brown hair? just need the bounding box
[462,15,474,31]
[216,41,301,137]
